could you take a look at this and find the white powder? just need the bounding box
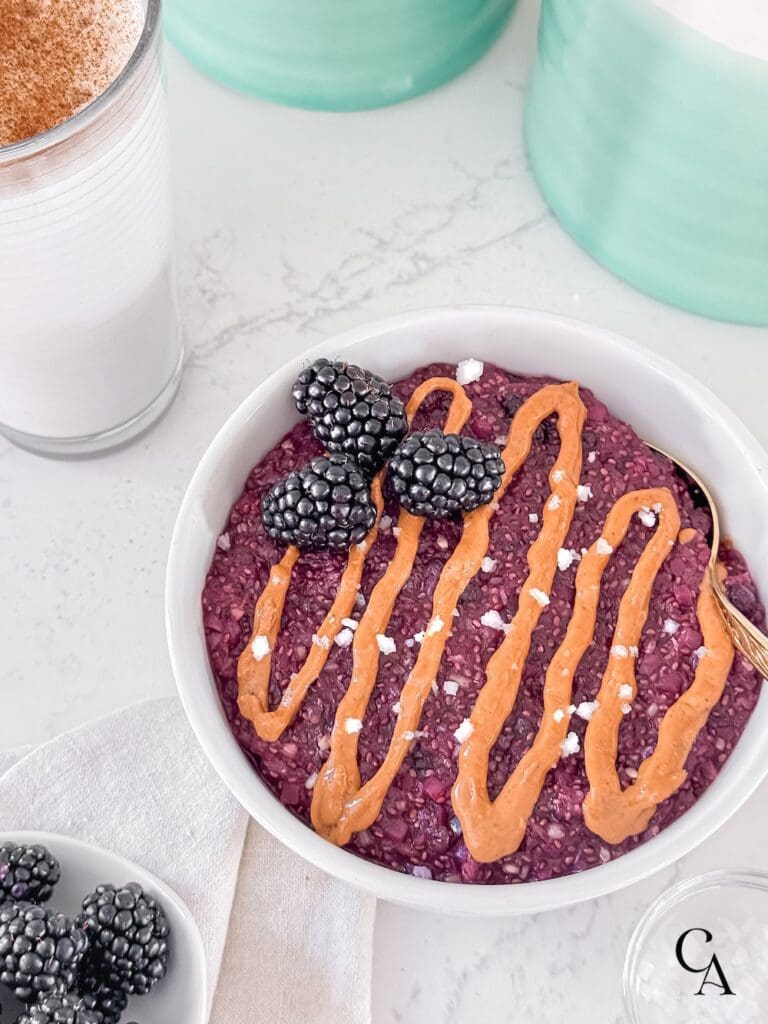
[344,718,363,734]
[596,537,613,556]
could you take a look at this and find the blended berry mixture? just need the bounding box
[202,362,764,884]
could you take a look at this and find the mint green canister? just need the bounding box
[524,0,768,325]
[165,0,517,111]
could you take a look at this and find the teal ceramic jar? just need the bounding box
[165,0,517,111]
[524,0,768,325]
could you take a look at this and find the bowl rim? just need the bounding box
[1,829,208,1022]
[166,304,768,916]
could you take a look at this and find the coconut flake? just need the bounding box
[663,618,680,635]
[344,717,363,734]
[619,684,634,700]
[341,617,358,631]
[480,609,507,632]
[529,588,550,607]
[560,732,580,757]
[621,703,632,715]
[694,645,709,662]
[216,532,232,552]
[443,680,460,696]
[379,515,392,532]
[638,507,657,528]
[413,630,426,645]
[596,537,613,556]
[552,469,566,483]
[312,633,331,650]
[528,512,539,524]
[575,700,599,721]
[577,484,593,502]
[376,634,396,655]
[250,635,271,661]
[426,615,444,637]
[392,701,402,714]
[334,628,354,648]
[611,644,629,658]
[553,708,566,723]
[557,548,579,571]
[454,718,474,743]
[481,556,497,573]
[456,358,485,385]
[548,494,562,511]
[587,451,597,464]
[304,772,318,790]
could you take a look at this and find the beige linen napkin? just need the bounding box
[0,697,375,1024]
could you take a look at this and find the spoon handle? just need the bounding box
[711,569,768,680]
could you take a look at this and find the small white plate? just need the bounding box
[0,832,207,1023]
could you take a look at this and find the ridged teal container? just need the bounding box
[524,0,768,325]
[165,0,517,111]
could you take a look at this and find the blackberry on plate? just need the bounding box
[0,902,88,1002]
[77,883,169,998]
[292,358,407,475]
[14,992,101,1024]
[78,976,127,1024]
[0,845,60,905]
[262,452,376,550]
[390,430,505,520]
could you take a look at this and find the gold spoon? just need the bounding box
[647,443,768,678]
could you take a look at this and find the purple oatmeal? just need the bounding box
[202,362,764,884]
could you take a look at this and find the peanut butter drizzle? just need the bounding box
[236,373,737,861]
[237,378,469,744]
[312,382,586,845]
[311,378,473,843]
[583,565,733,843]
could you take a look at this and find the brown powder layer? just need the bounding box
[0,0,144,147]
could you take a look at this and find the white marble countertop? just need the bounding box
[2,0,767,1020]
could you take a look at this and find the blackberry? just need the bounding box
[14,993,101,1024]
[0,902,88,1002]
[77,884,169,998]
[0,845,60,905]
[262,453,376,550]
[292,358,407,475]
[390,430,505,519]
[78,977,127,1024]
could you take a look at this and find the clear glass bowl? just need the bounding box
[624,868,768,1024]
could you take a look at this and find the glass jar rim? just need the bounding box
[0,0,160,164]
[623,866,768,1024]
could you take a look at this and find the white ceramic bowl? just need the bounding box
[0,831,207,1022]
[166,306,768,915]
